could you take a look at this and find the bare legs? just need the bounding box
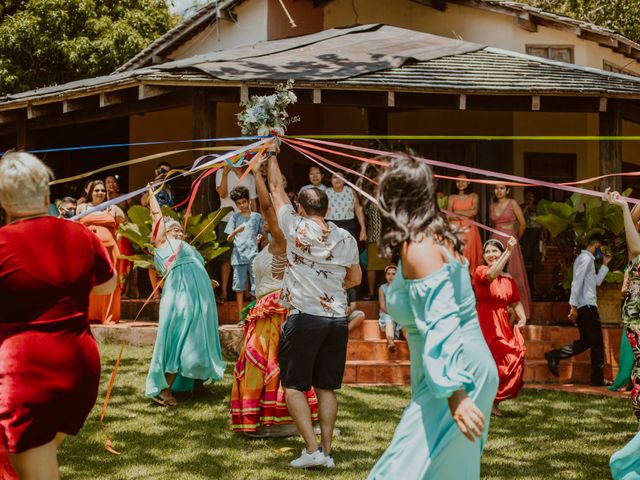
[385,321,396,351]
[284,388,319,453]
[366,270,376,298]
[285,387,339,456]
[10,433,67,480]
[315,388,338,455]
[221,261,231,302]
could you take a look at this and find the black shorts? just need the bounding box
[278,312,349,392]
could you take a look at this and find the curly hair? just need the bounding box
[375,154,462,259]
[230,185,250,202]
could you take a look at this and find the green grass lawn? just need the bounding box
[57,343,638,480]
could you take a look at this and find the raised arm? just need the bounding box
[251,155,286,253]
[148,185,166,246]
[216,164,231,199]
[266,143,289,212]
[486,237,516,281]
[605,189,640,257]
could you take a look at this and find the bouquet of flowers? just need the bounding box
[236,79,300,136]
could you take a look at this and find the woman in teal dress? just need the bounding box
[605,189,640,480]
[145,186,225,406]
[367,155,499,479]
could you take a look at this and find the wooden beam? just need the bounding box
[138,84,171,100]
[529,14,581,35]
[62,96,98,114]
[579,29,618,48]
[0,110,17,124]
[459,94,466,110]
[16,109,27,150]
[28,90,192,131]
[410,0,447,11]
[599,99,622,191]
[387,91,395,107]
[515,14,537,33]
[313,88,322,104]
[192,89,217,214]
[531,95,540,111]
[599,97,608,113]
[240,85,249,103]
[99,88,138,107]
[27,103,60,120]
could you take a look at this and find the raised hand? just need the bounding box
[604,187,626,208]
[507,236,517,251]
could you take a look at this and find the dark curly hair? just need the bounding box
[375,154,462,259]
[230,185,250,202]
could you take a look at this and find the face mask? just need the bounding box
[61,209,76,219]
[594,247,603,259]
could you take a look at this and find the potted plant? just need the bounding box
[118,205,232,271]
[535,191,629,324]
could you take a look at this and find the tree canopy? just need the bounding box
[0,0,177,95]
[517,0,640,44]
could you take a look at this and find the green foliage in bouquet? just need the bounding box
[535,190,630,288]
[118,205,232,269]
[236,79,300,136]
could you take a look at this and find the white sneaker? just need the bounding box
[289,448,327,468]
[325,453,335,468]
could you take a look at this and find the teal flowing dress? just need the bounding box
[611,432,640,480]
[368,249,499,479]
[145,239,225,397]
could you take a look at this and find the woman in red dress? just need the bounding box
[77,180,125,324]
[0,152,116,479]
[475,237,527,416]
[447,175,483,277]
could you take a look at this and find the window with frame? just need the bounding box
[526,45,574,64]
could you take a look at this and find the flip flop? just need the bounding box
[152,396,168,407]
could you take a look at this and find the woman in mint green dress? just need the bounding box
[367,156,499,479]
[144,187,225,406]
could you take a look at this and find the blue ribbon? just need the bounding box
[0,136,263,156]
[70,137,270,221]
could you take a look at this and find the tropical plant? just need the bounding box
[535,190,630,289]
[118,205,232,270]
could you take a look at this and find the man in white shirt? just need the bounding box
[544,234,611,386]
[268,147,361,469]
[215,163,258,302]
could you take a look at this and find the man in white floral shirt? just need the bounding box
[267,147,361,469]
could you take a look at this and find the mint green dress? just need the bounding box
[145,239,225,397]
[368,248,498,479]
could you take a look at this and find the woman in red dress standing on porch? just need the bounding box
[0,152,116,479]
[475,237,527,417]
[447,174,483,278]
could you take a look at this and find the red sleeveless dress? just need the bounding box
[449,194,483,277]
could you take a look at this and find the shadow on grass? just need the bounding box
[58,344,638,480]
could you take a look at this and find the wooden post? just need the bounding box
[599,100,622,191]
[16,109,28,150]
[192,89,218,214]
[367,107,388,150]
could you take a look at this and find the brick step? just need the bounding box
[347,339,410,361]
[524,359,618,384]
[343,360,411,385]
[350,319,384,340]
[91,321,157,346]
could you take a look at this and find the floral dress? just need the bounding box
[621,256,640,421]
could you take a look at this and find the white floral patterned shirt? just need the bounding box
[277,204,359,317]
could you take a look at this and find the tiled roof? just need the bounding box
[340,47,640,95]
